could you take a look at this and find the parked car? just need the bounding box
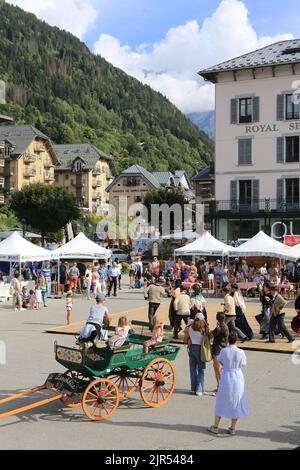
[110,248,129,263]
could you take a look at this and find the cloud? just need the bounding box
[6,0,99,39]
[94,0,293,113]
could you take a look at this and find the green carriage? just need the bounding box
[52,321,180,421]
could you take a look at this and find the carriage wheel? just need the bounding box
[140,358,176,408]
[82,379,119,421]
[108,367,140,398]
[60,370,89,408]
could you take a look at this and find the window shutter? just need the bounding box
[238,140,245,165]
[238,139,252,165]
[253,97,260,122]
[277,94,285,121]
[277,137,284,163]
[230,98,238,124]
[252,180,259,211]
[277,179,284,210]
[230,180,238,211]
[246,139,252,164]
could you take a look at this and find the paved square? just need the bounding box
[0,286,299,450]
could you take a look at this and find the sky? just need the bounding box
[6,0,300,113]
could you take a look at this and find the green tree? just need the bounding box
[9,183,81,242]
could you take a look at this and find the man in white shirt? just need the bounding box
[10,272,24,311]
[115,258,123,290]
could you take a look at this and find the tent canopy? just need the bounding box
[53,232,111,260]
[174,231,230,256]
[0,228,41,239]
[0,231,55,262]
[228,231,297,261]
[286,242,300,261]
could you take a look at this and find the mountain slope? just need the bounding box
[0,2,213,175]
[187,111,215,140]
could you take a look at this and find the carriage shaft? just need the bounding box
[0,386,64,420]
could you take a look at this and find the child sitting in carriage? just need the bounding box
[143,316,164,354]
[108,316,131,349]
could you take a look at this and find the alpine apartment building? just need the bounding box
[0,125,58,204]
[199,39,300,241]
[54,144,114,212]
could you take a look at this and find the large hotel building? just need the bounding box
[199,39,300,241]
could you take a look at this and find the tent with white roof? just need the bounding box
[174,231,230,256]
[287,242,300,261]
[53,232,111,260]
[0,231,55,262]
[228,231,297,261]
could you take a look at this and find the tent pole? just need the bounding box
[57,257,61,297]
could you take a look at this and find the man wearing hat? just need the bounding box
[268,286,294,343]
[144,277,167,323]
[222,286,248,342]
[79,293,110,344]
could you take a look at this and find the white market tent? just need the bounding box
[0,231,56,262]
[228,231,297,261]
[287,242,300,261]
[53,232,111,260]
[174,231,230,256]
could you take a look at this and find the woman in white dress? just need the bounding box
[208,330,249,436]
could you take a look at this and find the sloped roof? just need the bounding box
[121,165,161,189]
[199,39,300,82]
[0,125,50,155]
[192,167,215,182]
[0,114,13,123]
[53,144,112,170]
[152,171,176,187]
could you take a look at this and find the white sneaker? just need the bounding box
[195,392,203,396]
[20,308,26,311]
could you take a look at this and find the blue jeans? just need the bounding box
[188,344,206,393]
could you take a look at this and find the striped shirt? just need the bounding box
[42,266,51,279]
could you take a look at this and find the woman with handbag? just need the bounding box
[184,318,209,396]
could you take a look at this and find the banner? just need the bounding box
[284,235,300,247]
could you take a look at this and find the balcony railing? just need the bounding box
[24,154,36,163]
[92,179,101,187]
[211,199,300,215]
[44,174,55,181]
[24,169,36,177]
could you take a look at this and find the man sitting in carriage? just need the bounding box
[78,293,110,345]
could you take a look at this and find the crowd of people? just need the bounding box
[6,252,300,436]
[8,258,125,313]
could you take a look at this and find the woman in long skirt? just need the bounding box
[232,284,254,340]
[208,330,249,436]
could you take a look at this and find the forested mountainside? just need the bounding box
[0,2,213,175]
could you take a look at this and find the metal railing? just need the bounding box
[212,199,300,214]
